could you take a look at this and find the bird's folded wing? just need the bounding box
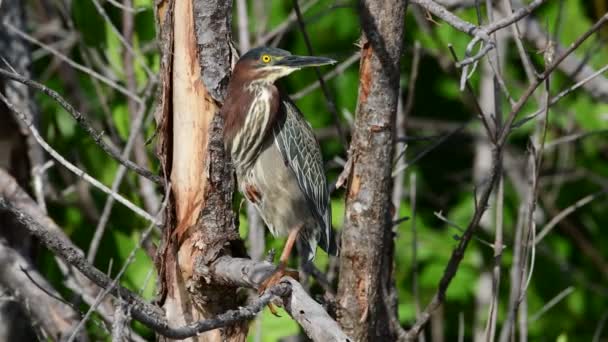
[273,99,332,251]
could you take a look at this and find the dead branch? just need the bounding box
[208,257,351,341]
[0,69,163,185]
[0,238,85,341]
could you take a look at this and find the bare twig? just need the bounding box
[593,311,608,342]
[529,286,575,322]
[0,198,346,340]
[290,0,348,149]
[410,173,425,342]
[111,300,131,342]
[291,52,361,100]
[0,239,83,341]
[498,13,608,146]
[536,190,607,243]
[255,0,319,46]
[89,0,153,77]
[2,21,142,103]
[0,69,163,185]
[87,82,156,263]
[410,0,546,67]
[68,213,160,342]
[0,92,159,224]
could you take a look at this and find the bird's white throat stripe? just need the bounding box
[231,84,272,172]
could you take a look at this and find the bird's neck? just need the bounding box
[223,82,280,172]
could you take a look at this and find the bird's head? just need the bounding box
[233,47,336,85]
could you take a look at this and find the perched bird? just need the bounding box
[221,47,337,287]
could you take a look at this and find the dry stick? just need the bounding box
[0,93,159,225]
[105,0,142,13]
[122,2,160,214]
[290,0,348,149]
[0,69,163,185]
[78,47,120,140]
[111,301,131,342]
[67,212,161,342]
[485,173,503,341]
[392,121,470,176]
[89,0,154,78]
[410,0,546,68]
[434,211,498,249]
[458,0,547,68]
[404,12,608,340]
[498,13,608,146]
[410,173,425,342]
[528,286,574,322]
[236,0,250,52]
[2,21,141,103]
[457,312,465,342]
[535,190,607,243]
[593,311,608,342]
[291,52,360,100]
[504,0,538,83]
[0,199,313,339]
[255,0,319,46]
[0,169,147,342]
[87,84,155,263]
[0,239,83,340]
[521,63,608,126]
[208,258,351,341]
[483,3,503,338]
[404,146,502,340]
[447,45,495,142]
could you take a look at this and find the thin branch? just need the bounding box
[0,198,343,340]
[0,92,160,225]
[2,21,142,103]
[290,0,348,148]
[0,69,163,185]
[529,286,575,322]
[410,0,546,67]
[535,190,607,243]
[498,13,608,146]
[291,52,360,100]
[87,83,156,263]
[255,0,319,46]
[68,215,160,342]
[89,0,154,77]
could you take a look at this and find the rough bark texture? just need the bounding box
[207,257,352,341]
[154,0,245,341]
[0,0,45,339]
[336,0,407,340]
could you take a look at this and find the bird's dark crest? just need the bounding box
[238,47,292,62]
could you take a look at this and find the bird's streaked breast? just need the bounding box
[230,84,276,173]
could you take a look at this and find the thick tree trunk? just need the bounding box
[154,0,245,341]
[336,0,407,340]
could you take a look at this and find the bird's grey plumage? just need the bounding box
[273,99,332,255]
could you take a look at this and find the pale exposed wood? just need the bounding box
[171,0,213,229]
[164,0,219,341]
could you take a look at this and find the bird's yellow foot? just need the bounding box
[258,264,299,316]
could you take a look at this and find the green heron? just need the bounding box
[221,47,337,290]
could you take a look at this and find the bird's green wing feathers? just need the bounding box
[273,99,333,253]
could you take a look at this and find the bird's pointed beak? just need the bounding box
[276,55,337,69]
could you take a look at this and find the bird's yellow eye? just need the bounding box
[261,54,272,63]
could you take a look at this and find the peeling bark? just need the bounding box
[154,0,245,341]
[336,0,407,340]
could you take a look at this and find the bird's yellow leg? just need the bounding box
[259,224,303,316]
